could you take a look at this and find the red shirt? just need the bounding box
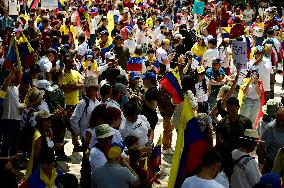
[207,18,219,37]
[123,1,134,9]
[229,24,245,39]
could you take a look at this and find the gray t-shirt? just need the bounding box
[261,120,284,161]
[92,163,137,188]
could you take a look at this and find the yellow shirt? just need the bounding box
[61,70,81,106]
[191,43,207,57]
[59,25,76,39]
[146,18,154,29]
[36,16,42,24]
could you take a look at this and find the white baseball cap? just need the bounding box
[37,80,54,92]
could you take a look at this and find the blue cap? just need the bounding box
[255,45,263,53]
[86,49,93,58]
[129,71,140,81]
[100,30,109,36]
[142,72,156,80]
[212,58,223,64]
[251,66,258,72]
[258,173,281,188]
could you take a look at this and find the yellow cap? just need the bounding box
[162,39,170,45]
[108,146,122,160]
[196,66,205,74]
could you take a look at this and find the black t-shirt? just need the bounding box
[216,115,253,150]
[142,86,159,115]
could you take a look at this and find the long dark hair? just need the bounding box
[192,70,208,95]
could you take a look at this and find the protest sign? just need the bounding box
[193,0,205,15]
[41,0,58,9]
[231,40,248,69]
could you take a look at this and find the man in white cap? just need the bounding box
[89,124,114,173]
[231,129,262,188]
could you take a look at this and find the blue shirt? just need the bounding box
[206,67,225,96]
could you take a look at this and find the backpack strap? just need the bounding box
[78,97,90,134]
[233,154,251,167]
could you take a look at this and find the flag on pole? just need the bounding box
[5,35,22,86]
[168,94,209,188]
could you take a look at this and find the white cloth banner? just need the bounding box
[231,40,248,69]
[41,0,58,9]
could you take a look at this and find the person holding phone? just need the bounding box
[240,66,263,126]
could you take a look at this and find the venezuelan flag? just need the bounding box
[5,35,22,86]
[29,0,40,9]
[160,71,183,105]
[168,94,209,188]
[127,55,144,71]
[17,33,34,69]
[147,134,162,184]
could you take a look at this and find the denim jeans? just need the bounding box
[240,97,261,125]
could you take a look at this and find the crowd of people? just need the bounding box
[0,0,284,187]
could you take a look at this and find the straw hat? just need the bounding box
[239,129,264,142]
[217,85,230,101]
[84,76,99,88]
[24,87,44,106]
[262,99,278,116]
[35,110,52,122]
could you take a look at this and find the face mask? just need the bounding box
[120,95,128,107]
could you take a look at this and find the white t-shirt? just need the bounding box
[215,171,229,188]
[38,56,52,79]
[203,48,219,68]
[124,39,136,54]
[181,175,225,188]
[156,33,165,44]
[230,149,261,188]
[243,9,254,22]
[156,47,170,70]
[2,86,20,120]
[90,17,98,34]
[77,41,88,59]
[89,147,107,174]
[195,77,209,102]
[248,58,271,91]
[120,115,151,147]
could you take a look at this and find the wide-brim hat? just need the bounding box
[239,129,264,142]
[84,76,100,88]
[24,87,45,106]
[35,110,53,122]
[96,124,114,139]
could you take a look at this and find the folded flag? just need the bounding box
[168,94,209,188]
[160,71,183,104]
[127,55,144,71]
[148,134,162,184]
